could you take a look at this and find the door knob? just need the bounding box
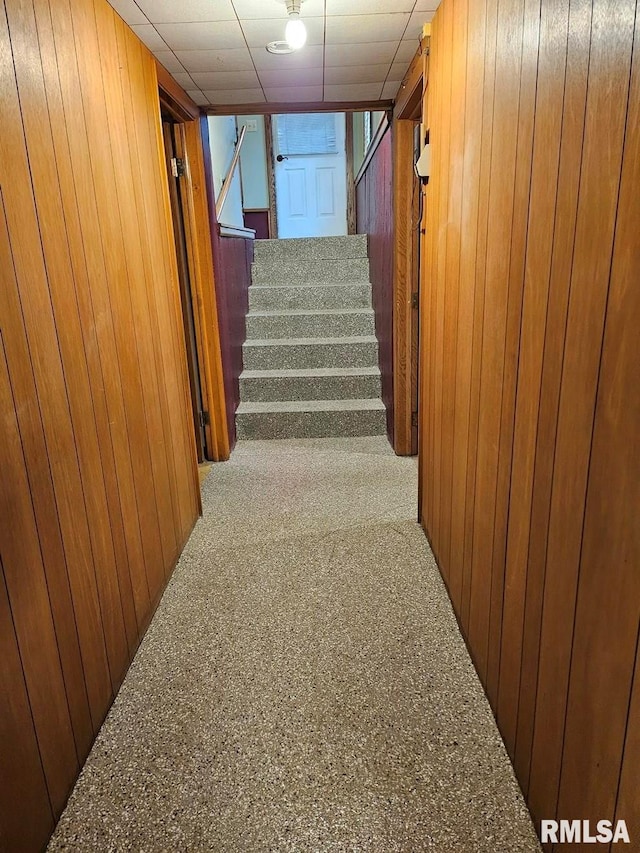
[276,154,289,162]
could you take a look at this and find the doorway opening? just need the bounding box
[161,114,208,463]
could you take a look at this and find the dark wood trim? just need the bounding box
[173,120,230,462]
[345,112,356,235]
[206,99,394,117]
[392,119,421,456]
[156,62,200,121]
[394,37,428,120]
[391,39,426,457]
[355,114,391,186]
[264,113,278,239]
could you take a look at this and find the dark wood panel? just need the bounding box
[514,0,592,798]
[45,0,150,641]
[467,0,526,687]
[498,0,571,765]
[555,5,640,833]
[1,0,112,741]
[34,0,139,666]
[0,326,79,815]
[420,0,640,843]
[450,0,484,631]
[0,0,200,845]
[529,0,635,827]
[440,0,465,602]
[430,0,451,575]
[356,127,394,444]
[10,0,129,697]
[460,0,497,632]
[0,555,54,851]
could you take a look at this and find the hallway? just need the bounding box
[49,437,539,852]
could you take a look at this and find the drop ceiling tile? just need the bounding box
[240,16,325,48]
[324,82,384,100]
[107,0,148,25]
[327,0,414,13]
[257,67,323,87]
[202,88,266,104]
[175,48,255,72]
[155,21,245,50]
[394,39,421,63]
[233,0,325,18]
[390,59,413,80]
[251,44,324,69]
[135,0,236,23]
[405,9,436,38]
[414,0,440,9]
[324,41,398,67]
[154,50,188,73]
[172,71,197,89]
[187,89,209,106]
[324,64,390,85]
[325,13,410,45]
[131,24,169,51]
[381,80,402,99]
[264,85,324,102]
[191,69,261,89]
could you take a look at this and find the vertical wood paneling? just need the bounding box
[460,0,497,630]
[421,0,640,842]
[0,555,53,851]
[450,0,485,627]
[529,0,636,827]
[498,0,571,763]
[515,0,592,796]
[555,7,640,833]
[442,0,467,608]
[355,128,394,443]
[0,0,199,846]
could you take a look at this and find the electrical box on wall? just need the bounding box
[415,144,431,181]
[245,120,258,132]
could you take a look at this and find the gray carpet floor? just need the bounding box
[49,436,540,852]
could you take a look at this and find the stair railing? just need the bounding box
[215,124,248,223]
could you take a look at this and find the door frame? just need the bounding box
[157,65,230,462]
[392,39,428,456]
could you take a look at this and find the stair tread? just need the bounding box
[241,366,381,379]
[243,335,377,347]
[237,398,386,414]
[247,307,374,318]
[250,282,371,289]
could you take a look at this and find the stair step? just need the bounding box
[253,234,368,262]
[251,258,370,285]
[239,366,381,402]
[236,398,386,440]
[248,283,372,311]
[245,308,375,340]
[242,336,379,371]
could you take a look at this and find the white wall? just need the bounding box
[237,115,269,210]
[207,115,244,229]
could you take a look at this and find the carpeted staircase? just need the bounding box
[236,235,386,440]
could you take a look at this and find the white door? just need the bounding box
[273,112,347,239]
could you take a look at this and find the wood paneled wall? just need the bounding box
[356,127,394,444]
[0,0,200,848]
[421,0,640,845]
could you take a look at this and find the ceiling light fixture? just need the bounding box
[284,0,307,50]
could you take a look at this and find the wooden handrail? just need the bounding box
[215,124,248,222]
